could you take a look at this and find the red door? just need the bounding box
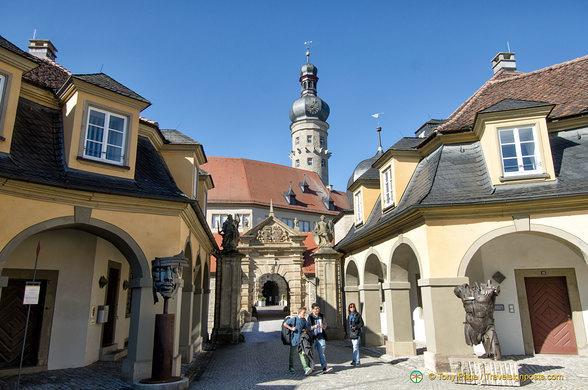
[524,276,577,354]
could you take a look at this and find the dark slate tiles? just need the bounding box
[73,74,150,104]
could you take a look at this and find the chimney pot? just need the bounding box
[28,39,58,61]
[491,52,516,74]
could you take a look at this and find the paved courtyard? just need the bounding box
[1,306,586,389]
[192,306,588,390]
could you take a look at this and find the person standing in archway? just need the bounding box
[308,303,333,373]
[345,303,364,366]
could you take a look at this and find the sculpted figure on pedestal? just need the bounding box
[454,280,502,360]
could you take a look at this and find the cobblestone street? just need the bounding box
[192,306,588,390]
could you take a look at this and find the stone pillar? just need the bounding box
[179,282,194,362]
[213,251,245,344]
[170,282,183,377]
[200,287,210,342]
[191,287,202,352]
[359,283,384,347]
[418,277,475,372]
[383,281,416,356]
[313,247,344,339]
[122,279,154,383]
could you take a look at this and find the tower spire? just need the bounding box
[305,40,312,64]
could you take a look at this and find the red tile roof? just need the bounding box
[438,55,588,132]
[210,231,318,274]
[202,157,349,215]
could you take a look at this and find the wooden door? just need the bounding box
[0,279,46,368]
[102,266,120,347]
[525,276,577,354]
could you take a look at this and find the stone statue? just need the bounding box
[152,251,188,310]
[312,215,334,248]
[219,214,240,253]
[454,281,502,360]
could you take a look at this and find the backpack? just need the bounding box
[281,317,293,345]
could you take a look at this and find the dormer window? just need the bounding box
[83,107,128,165]
[354,191,363,225]
[499,126,541,177]
[382,166,393,208]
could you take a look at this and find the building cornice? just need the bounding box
[0,48,38,73]
[19,82,60,109]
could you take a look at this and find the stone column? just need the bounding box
[179,282,194,362]
[170,281,183,377]
[359,283,384,347]
[122,278,154,383]
[383,281,416,356]
[200,286,210,343]
[418,277,475,372]
[191,287,202,351]
[313,247,344,339]
[213,251,245,344]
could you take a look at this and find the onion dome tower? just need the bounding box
[289,44,331,185]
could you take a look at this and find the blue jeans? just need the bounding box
[351,337,360,363]
[313,338,327,369]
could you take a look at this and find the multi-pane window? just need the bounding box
[298,220,311,232]
[84,107,127,164]
[321,159,325,167]
[296,159,300,168]
[307,135,312,143]
[383,166,393,207]
[282,218,295,228]
[354,191,363,225]
[320,136,325,147]
[499,126,541,176]
[296,137,299,145]
[212,214,250,229]
[307,158,312,166]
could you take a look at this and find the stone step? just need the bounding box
[99,348,128,361]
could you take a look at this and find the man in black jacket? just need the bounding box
[308,303,333,373]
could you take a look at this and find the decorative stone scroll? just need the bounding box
[256,225,289,243]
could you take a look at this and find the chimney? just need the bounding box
[28,39,58,61]
[491,52,516,74]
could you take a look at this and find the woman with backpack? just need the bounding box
[345,302,364,366]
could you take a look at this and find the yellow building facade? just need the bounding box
[336,52,588,371]
[0,36,216,382]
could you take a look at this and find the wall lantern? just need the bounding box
[99,276,108,288]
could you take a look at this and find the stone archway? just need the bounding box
[257,273,289,307]
[362,254,384,346]
[383,242,421,356]
[0,216,152,382]
[463,231,588,356]
[344,259,360,319]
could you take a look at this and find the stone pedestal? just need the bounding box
[213,251,245,344]
[312,247,344,339]
[418,277,475,372]
[383,282,416,356]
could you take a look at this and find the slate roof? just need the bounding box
[161,129,201,145]
[202,157,350,215]
[72,73,150,104]
[388,137,422,151]
[479,98,553,113]
[0,98,187,201]
[414,119,445,137]
[438,55,588,132]
[347,150,383,189]
[336,127,588,249]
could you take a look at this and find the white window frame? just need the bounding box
[354,190,363,225]
[0,74,6,113]
[193,166,198,200]
[382,166,393,208]
[83,106,128,165]
[298,220,310,232]
[498,125,542,177]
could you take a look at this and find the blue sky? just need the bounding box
[2,1,587,191]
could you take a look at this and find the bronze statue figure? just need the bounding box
[454,280,502,360]
[219,214,240,253]
[152,251,188,310]
[312,215,334,248]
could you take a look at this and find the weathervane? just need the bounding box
[371,113,384,152]
[305,41,312,64]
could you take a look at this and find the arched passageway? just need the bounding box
[463,231,588,356]
[362,254,384,346]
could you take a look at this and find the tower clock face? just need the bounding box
[307,98,320,115]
